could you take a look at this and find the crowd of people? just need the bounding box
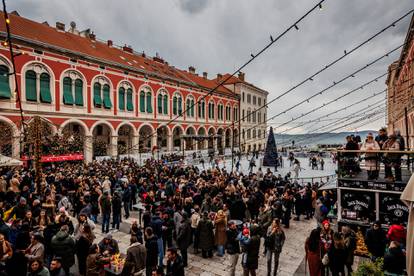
[0,145,407,276]
[341,127,406,181]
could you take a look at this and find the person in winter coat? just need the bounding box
[50,225,75,275]
[27,259,50,276]
[197,211,215,258]
[320,220,333,276]
[74,213,96,240]
[383,241,406,275]
[76,224,95,276]
[341,226,356,275]
[99,192,111,234]
[364,221,387,260]
[190,207,200,254]
[49,257,66,276]
[361,133,380,179]
[328,232,346,276]
[111,192,122,230]
[214,210,227,257]
[265,219,285,276]
[86,244,110,276]
[240,224,261,276]
[121,236,146,276]
[0,232,12,273]
[98,234,119,255]
[122,183,132,219]
[166,247,184,276]
[176,212,192,267]
[305,228,322,276]
[25,233,44,262]
[226,221,241,276]
[145,227,158,276]
[150,212,164,267]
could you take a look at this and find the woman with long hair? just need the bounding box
[27,259,50,276]
[76,223,96,276]
[305,228,322,276]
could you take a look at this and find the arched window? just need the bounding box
[163,94,168,115]
[62,71,83,106]
[39,73,51,103]
[198,100,205,119]
[208,102,215,120]
[93,77,112,109]
[118,87,125,110]
[217,104,223,120]
[146,92,152,113]
[233,107,238,121]
[25,70,37,101]
[173,94,182,116]
[140,91,145,112]
[0,65,10,98]
[186,97,195,117]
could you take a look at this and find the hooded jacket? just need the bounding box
[51,230,75,268]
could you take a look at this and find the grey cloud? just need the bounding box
[176,0,211,14]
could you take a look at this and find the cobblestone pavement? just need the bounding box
[93,211,316,276]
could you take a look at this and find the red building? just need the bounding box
[0,11,240,162]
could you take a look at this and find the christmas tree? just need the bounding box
[263,127,278,167]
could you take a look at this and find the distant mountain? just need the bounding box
[274,130,377,147]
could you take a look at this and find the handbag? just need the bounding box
[322,253,329,266]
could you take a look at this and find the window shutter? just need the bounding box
[126,88,133,111]
[186,99,190,116]
[178,96,182,115]
[146,92,152,113]
[103,84,112,109]
[157,94,163,114]
[62,77,74,105]
[140,91,145,112]
[93,83,102,107]
[163,95,168,115]
[0,66,10,99]
[25,70,37,101]
[40,73,52,103]
[173,96,177,115]
[118,87,125,110]
[74,79,83,106]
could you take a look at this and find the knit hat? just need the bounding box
[322,220,330,226]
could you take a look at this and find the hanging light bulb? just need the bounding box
[5,18,10,24]
[318,4,323,10]
[294,25,299,30]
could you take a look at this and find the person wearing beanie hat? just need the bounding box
[320,219,334,274]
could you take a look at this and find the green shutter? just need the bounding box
[202,101,205,118]
[40,73,51,103]
[146,92,152,113]
[163,95,168,115]
[178,97,182,115]
[126,88,133,111]
[140,92,145,112]
[157,94,163,114]
[191,100,195,117]
[173,96,177,115]
[26,70,37,101]
[103,84,112,109]
[118,87,125,110]
[93,83,102,106]
[186,99,190,116]
[0,66,10,98]
[62,77,74,105]
[74,79,83,106]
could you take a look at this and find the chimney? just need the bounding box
[89,32,96,40]
[55,22,65,32]
[217,73,223,82]
[123,45,133,53]
[203,72,208,79]
[188,66,196,74]
[107,40,113,47]
[238,71,245,81]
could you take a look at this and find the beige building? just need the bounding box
[386,14,414,148]
[215,72,268,153]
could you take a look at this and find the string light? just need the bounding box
[319,4,323,10]
[294,25,299,30]
[5,18,9,24]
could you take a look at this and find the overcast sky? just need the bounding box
[9,0,413,134]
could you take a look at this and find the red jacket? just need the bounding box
[387,224,406,244]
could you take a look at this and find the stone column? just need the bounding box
[84,135,93,163]
[132,135,139,155]
[12,135,20,159]
[111,135,118,158]
[167,134,173,153]
[151,133,157,152]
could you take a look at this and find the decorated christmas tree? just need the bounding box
[263,127,278,167]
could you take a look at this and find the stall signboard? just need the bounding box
[341,191,375,222]
[380,194,409,224]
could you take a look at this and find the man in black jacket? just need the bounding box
[166,247,184,276]
[112,192,122,230]
[365,221,387,260]
[176,213,192,267]
[145,227,159,276]
[226,221,240,276]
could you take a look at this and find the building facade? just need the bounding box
[216,72,268,153]
[0,11,242,162]
[386,14,414,148]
